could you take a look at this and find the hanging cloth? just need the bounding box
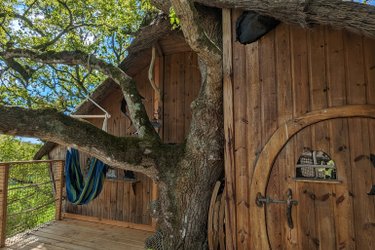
[65,148,108,205]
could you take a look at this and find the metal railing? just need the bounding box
[0,160,64,247]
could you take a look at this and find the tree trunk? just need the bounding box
[150,56,224,249]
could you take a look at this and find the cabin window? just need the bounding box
[295,150,337,181]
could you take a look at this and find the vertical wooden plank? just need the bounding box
[364,35,375,215]
[110,181,117,220]
[232,9,248,250]
[142,178,151,225]
[308,26,337,250]
[130,182,136,223]
[291,26,318,250]
[136,177,143,224]
[326,27,355,250]
[184,52,194,136]
[176,53,186,142]
[364,35,375,250]
[259,28,279,250]
[222,8,236,250]
[163,55,173,143]
[0,164,9,247]
[123,183,130,222]
[55,161,64,221]
[103,182,111,219]
[345,31,374,250]
[245,40,261,250]
[116,179,124,221]
[275,23,298,249]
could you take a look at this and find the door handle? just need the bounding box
[256,188,298,229]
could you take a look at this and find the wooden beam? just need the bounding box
[0,164,9,247]
[55,161,64,221]
[222,8,236,250]
[0,159,64,165]
[249,104,375,249]
[208,181,221,250]
[62,213,155,232]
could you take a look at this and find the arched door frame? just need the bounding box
[249,105,375,249]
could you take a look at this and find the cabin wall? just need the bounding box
[49,50,201,225]
[224,9,375,249]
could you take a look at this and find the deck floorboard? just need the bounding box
[3,219,152,250]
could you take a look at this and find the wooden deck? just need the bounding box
[3,219,153,250]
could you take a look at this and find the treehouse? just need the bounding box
[1,2,375,250]
[0,16,201,249]
[222,8,375,250]
[34,22,201,227]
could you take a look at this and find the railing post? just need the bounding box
[0,164,9,247]
[54,161,64,220]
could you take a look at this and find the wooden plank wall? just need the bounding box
[50,51,201,225]
[163,52,201,143]
[224,9,375,249]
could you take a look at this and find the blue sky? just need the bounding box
[17,137,42,144]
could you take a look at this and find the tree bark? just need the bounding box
[195,0,375,38]
[0,105,179,179]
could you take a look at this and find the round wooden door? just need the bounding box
[266,118,375,249]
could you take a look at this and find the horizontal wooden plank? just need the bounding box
[0,160,64,165]
[293,178,342,184]
[62,213,155,232]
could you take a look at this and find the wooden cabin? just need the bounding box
[223,9,375,250]
[34,18,201,231]
[6,5,375,250]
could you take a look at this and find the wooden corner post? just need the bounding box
[55,160,64,220]
[0,164,9,247]
[222,8,236,250]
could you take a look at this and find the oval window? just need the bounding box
[296,150,337,180]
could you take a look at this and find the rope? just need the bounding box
[87,97,110,133]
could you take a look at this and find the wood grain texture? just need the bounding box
[6,218,153,249]
[55,161,64,221]
[53,48,201,226]
[225,20,375,249]
[222,8,236,250]
[232,9,249,250]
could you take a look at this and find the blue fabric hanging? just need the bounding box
[65,148,108,205]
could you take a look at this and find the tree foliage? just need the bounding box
[0,135,53,238]
[0,135,41,161]
[0,0,153,112]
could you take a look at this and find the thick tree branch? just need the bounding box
[195,0,375,38]
[0,48,160,141]
[170,0,221,68]
[150,0,171,13]
[0,105,166,179]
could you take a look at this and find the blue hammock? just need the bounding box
[65,148,108,205]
